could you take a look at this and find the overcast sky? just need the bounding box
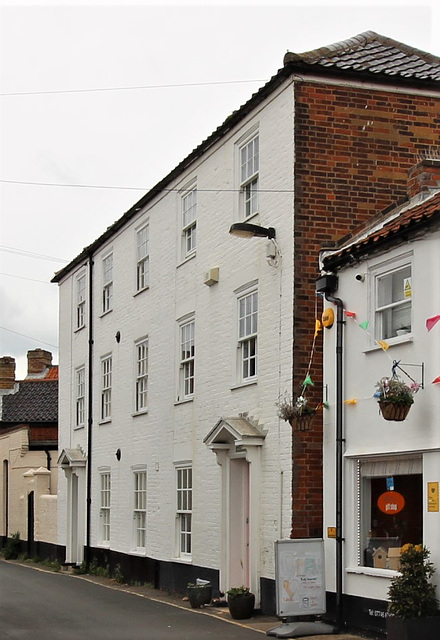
[1,0,439,379]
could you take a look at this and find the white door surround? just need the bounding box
[204,416,265,604]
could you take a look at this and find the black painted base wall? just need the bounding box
[325,591,387,637]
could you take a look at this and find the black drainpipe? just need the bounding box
[85,254,94,568]
[316,273,344,632]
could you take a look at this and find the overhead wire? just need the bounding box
[0,78,267,97]
[0,179,294,193]
[0,326,58,350]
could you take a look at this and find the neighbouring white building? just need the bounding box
[319,159,440,635]
[52,32,440,619]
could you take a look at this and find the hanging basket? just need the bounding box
[379,401,412,422]
[289,411,316,431]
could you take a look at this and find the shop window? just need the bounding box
[359,458,422,569]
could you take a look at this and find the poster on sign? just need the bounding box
[274,538,326,617]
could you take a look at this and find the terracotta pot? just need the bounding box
[227,592,255,619]
[387,615,440,640]
[379,401,411,421]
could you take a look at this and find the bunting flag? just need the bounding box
[359,321,369,330]
[314,319,322,338]
[426,315,440,332]
[344,398,358,405]
[345,310,357,318]
[376,340,390,351]
[302,375,314,387]
[432,376,440,384]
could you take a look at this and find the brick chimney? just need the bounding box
[408,158,440,199]
[27,349,52,376]
[0,356,16,389]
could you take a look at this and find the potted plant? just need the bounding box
[375,377,419,421]
[226,586,255,620]
[276,394,316,431]
[187,581,212,608]
[387,544,440,640]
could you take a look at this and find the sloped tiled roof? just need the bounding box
[1,380,58,423]
[322,190,440,270]
[284,31,440,82]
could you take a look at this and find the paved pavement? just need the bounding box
[1,559,377,639]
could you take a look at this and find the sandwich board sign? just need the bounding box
[274,538,326,617]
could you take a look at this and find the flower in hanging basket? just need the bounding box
[276,394,316,430]
[375,377,418,421]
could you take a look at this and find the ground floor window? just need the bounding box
[176,465,192,558]
[358,457,422,569]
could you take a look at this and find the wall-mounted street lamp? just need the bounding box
[229,222,276,239]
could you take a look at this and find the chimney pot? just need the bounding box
[0,356,16,389]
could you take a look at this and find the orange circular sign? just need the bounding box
[322,308,335,328]
[377,491,405,515]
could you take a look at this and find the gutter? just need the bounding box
[85,253,94,568]
[316,274,344,632]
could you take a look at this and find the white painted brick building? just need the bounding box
[54,80,294,608]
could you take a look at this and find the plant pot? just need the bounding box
[379,401,411,421]
[187,584,212,608]
[227,592,255,619]
[289,412,315,431]
[387,615,440,640]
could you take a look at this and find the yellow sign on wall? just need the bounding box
[428,482,439,512]
[322,308,335,328]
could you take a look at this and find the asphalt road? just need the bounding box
[0,560,265,640]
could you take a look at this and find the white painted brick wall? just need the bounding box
[57,81,295,581]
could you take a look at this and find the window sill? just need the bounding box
[171,556,193,564]
[231,379,258,391]
[133,286,149,298]
[346,566,398,578]
[74,325,86,333]
[174,397,194,406]
[73,424,85,431]
[130,549,147,557]
[132,409,148,417]
[99,418,112,425]
[100,309,113,318]
[363,335,413,353]
[97,543,110,549]
[177,252,196,269]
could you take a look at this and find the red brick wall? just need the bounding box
[291,82,440,538]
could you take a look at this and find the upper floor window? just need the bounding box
[133,469,147,551]
[101,355,112,421]
[176,465,192,558]
[179,319,195,399]
[75,366,85,428]
[102,253,113,314]
[182,188,197,257]
[237,288,258,382]
[240,135,259,218]
[99,471,111,544]
[135,339,148,412]
[136,224,149,292]
[374,261,412,340]
[76,274,86,330]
